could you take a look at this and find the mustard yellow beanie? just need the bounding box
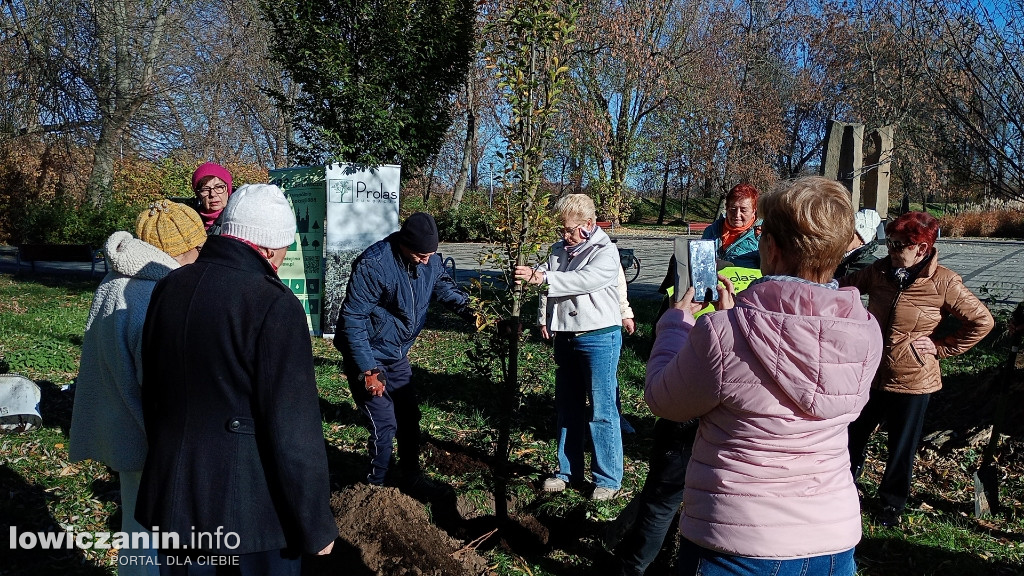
[135,200,206,257]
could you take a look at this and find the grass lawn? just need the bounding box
[628,196,721,227]
[1,272,1023,575]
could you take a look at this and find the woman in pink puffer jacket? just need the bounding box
[646,176,883,575]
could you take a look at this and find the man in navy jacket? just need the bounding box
[139,185,336,574]
[335,212,474,487]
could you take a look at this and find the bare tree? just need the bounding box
[819,0,956,203]
[161,0,296,169]
[922,0,1024,202]
[2,0,178,204]
[566,0,699,224]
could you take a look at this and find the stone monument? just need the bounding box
[821,120,894,218]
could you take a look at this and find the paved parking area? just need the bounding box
[439,236,1024,309]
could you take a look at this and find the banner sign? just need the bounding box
[322,163,401,337]
[693,266,762,319]
[269,167,327,335]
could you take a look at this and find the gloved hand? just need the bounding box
[362,369,386,397]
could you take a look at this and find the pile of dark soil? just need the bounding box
[308,484,491,576]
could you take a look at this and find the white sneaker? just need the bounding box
[542,477,566,492]
[591,487,618,501]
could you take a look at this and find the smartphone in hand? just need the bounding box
[674,238,719,303]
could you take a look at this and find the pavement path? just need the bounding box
[3,236,1023,308]
[439,235,1024,309]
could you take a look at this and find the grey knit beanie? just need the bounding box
[220,184,297,249]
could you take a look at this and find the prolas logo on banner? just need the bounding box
[329,179,400,203]
[323,164,402,336]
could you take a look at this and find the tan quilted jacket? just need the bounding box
[840,249,993,394]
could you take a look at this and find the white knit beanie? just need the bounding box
[854,209,882,244]
[220,184,297,249]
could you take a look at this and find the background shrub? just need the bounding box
[0,143,269,246]
[398,192,449,220]
[0,138,90,245]
[938,210,1024,239]
[11,187,141,247]
[400,191,500,242]
[434,192,499,242]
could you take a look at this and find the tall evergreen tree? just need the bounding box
[263,0,475,169]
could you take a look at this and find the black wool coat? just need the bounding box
[136,235,337,555]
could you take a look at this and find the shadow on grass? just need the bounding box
[0,465,110,576]
[424,436,542,482]
[39,379,74,436]
[91,475,121,533]
[856,536,1022,575]
[317,396,362,428]
[323,444,373,492]
[312,355,340,369]
[509,496,631,576]
[412,361,661,468]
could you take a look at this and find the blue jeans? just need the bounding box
[553,329,623,489]
[677,539,856,576]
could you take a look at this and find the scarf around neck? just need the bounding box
[198,208,223,231]
[891,249,934,290]
[566,224,598,259]
[719,216,756,249]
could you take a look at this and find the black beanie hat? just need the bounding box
[397,212,439,253]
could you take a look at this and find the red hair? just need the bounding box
[727,183,759,207]
[886,211,939,250]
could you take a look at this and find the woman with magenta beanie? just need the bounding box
[192,162,233,235]
[646,176,883,575]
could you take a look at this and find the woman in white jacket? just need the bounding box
[69,201,205,576]
[515,194,624,501]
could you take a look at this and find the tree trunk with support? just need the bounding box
[484,0,575,522]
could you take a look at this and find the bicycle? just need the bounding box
[611,239,641,283]
[440,253,458,281]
